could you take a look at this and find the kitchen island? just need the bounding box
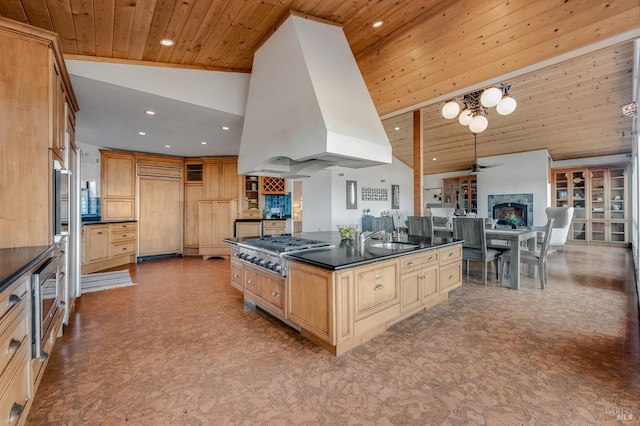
[226,232,462,355]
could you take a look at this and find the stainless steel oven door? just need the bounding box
[32,250,62,360]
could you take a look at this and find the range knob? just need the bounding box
[258,259,266,267]
[264,261,273,269]
[272,263,282,273]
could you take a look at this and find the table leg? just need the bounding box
[526,235,537,278]
[509,239,521,290]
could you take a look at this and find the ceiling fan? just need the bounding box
[469,133,498,174]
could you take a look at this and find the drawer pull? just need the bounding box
[9,402,24,423]
[122,234,128,238]
[7,338,21,353]
[406,261,414,267]
[428,256,434,261]
[272,291,279,297]
[448,252,454,257]
[375,274,382,279]
[233,273,240,278]
[420,275,426,279]
[122,247,127,251]
[8,294,21,307]
[449,275,454,280]
[374,284,384,291]
[247,279,254,285]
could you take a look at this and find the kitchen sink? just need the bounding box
[369,242,419,251]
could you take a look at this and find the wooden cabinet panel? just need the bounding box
[230,259,243,292]
[262,220,286,235]
[101,199,135,221]
[203,162,222,200]
[198,200,237,258]
[354,260,399,321]
[84,225,109,264]
[236,222,261,239]
[138,176,183,257]
[203,158,241,201]
[102,153,135,198]
[221,160,240,200]
[184,184,204,248]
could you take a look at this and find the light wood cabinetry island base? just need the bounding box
[234,243,462,356]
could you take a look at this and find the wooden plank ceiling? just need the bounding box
[2,0,638,174]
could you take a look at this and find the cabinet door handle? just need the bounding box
[420,275,426,279]
[97,231,103,235]
[428,256,434,261]
[406,261,414,267]
[233,273,240,278]
[272,291,279,297]
[247,279,254,285]
[374,284,384,291]
[9,402,24,423]
[375,274,382,279]
[448,252,454,257]
[8,294,21,307]
[449,275,454,280]
[122,247,127,251]
[7,338,21,354]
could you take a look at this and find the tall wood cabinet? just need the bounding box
[553,165,627,245]
[100,150,136,221]
[442,175,477,214]
[0,17,78,249]
[199,200,238,258]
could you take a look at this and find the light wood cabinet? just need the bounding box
[203,157,241,201]
[282,244,463,355]
[244,265,285,317]
[260,177,286,194]
[235,222,261,238]
[0,18,78,249]
[553,165,627,245]
[138,175,183,257]
[82,222,137,274]
[100,150,136,221]
[442,175,477,214]
[0,273,33,426]
[199,200,237,258]
[242,176,261,217]
[184,184,204,251]
[262,220,286,235]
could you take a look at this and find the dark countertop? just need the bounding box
[235,218,289,222]
[0,245,56,291]
[225,231,462,271]
[82,220,138,226]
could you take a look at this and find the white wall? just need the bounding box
[301,157,413,232]
[78,143,102,196]
[423,149,551,226]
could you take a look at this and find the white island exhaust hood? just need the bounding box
[238,14,392,178]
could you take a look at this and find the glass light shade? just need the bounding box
[480,87,502,107]
[496,96,517,115]
[442,101,460,119]
[458,109,473,126]
[469,115,488,133]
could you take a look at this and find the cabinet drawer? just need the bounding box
[399,251,438,274]
[262,221,285,229]
[0,305,28,385]
[230,260,243,292]
[110,223,137,233]
[439,245,462,264]
[355,261,399,319]
[244,268,262,295]
[110,230,136,242]
[0,277,29,328]
[111,242,136,258]
[243,210,261,219]
[261,276,284,309]
[0,347,30,426]
[440,262,462,293]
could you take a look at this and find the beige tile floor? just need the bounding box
[26,244,639,425]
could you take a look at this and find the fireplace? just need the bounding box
[493,202,528,228]
[487,193,533,228]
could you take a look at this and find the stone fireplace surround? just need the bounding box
[487,193,534,228]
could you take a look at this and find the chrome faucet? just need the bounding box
[359,230,386,246]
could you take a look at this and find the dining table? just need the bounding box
[485,228,537,290]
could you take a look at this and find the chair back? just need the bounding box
[539,217,556,259]
[545,207,574,245]
[407,216,434,238]
[372,216,395,233]
[453,217,487,250]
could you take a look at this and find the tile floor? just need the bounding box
[26,244,639,425]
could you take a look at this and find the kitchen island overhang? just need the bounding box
[225,232,463,355]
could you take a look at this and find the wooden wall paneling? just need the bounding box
[70,0,96,55]
[140,0,179,63]
[112,0,136,59]
[44,0,78,53]
[173,1,228,65]
[154,0,198,63]
[0,1,28,23]
[17,0,54,31]
[125,0,157,60]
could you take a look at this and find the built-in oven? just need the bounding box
[31,244,64,361]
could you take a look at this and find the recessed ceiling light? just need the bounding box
[373,21,383,28]
[200,141,207,145]
[160,39,174,46]
[221,126,230,130]
[394,127,400,131]
[145,110,155,115]
[138,131,146,136]
[165,145,171,148]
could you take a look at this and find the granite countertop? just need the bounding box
[0,245,56,291]
[235,218,289,222]
[225,231,462,271]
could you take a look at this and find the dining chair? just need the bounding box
[372,216,395,233]
[499,218,555,289]
[407,216,434,238]
[452,217,500,285]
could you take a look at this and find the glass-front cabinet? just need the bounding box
[552,165,627,245]
[442,175,477,214]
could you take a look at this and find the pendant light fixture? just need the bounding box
[441,83,517,133]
